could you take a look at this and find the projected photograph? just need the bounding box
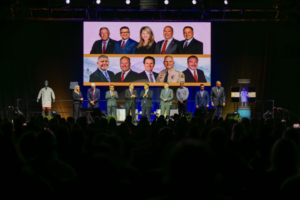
[83,22,211,86]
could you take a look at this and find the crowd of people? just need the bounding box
[0,114,300,200]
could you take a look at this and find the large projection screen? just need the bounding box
[83,22,211,86]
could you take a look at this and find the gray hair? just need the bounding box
[98,55,109,60]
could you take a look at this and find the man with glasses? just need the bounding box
[114,26,138,54]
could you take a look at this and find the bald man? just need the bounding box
[210,81,226,118]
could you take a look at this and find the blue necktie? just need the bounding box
[105,71,110,82]
[165,89,167,96]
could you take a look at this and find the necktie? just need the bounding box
[93,90,94,101]
[149,74,153,82]
[194,70,198,82]
[165,90,167,96]
[131,90,133,95]
[161,40,168,54]
[121,41,125,51]
[183,41,188,53]
[201,91,203,97]
[121,72,125,82]
[102,41,106,54]
[164,71,168,83]
[105,71,110,82]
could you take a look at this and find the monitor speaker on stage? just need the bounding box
[70,82,78,89]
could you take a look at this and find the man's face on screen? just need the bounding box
[120,28,130,40]
[120,58,131,72]
[163,27,173,40]
[144,59,155,73]
[164,57,174,70]
[97,57,109,71]
[187,57,198,71]
[100,29,110,41]
[183,28,194,40]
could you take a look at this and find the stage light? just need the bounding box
[96,0,101,4]
[224,0,228,5]
[164,0,169,5]
[192,0,197,5]
[66,0,70,4]
[126,0,130,4]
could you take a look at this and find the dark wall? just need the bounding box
[0,20,299,119]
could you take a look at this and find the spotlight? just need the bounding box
[96,0,101,4]
[192,0,197,4]
[224,0,228,5]
[66,0,70,4]
[126,0,130,4]
[164,0,169,5]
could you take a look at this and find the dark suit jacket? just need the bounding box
[140,90,153,108]
[176,38,203,54]
[87,88,100,108]
[114,38,138,54]
[90,38,116,54]
[115,70,139,82]
[125,89,138,107]
[136,71,158,82]
[195,90,209,107]
[155,38,179,54]
[182,69,207,82]
[89,68,115,82]
[210,86,226,107]
[72,91,83,105]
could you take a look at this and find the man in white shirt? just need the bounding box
[114,56,139,82]
[155,26,180,54]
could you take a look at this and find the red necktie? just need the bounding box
[121,41,125,51]
[121,72,125,82]
[93,90,94,101]
[194,70,198,82]
[201,91,203,97]
[102,41,106,54]
[161,40,168,54]
[131,90,133,95]
[183,41,188,53]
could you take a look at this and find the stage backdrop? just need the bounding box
[0,20,299,119]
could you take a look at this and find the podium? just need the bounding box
[237,106,251,119]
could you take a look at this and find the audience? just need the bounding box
[0,113,299,200]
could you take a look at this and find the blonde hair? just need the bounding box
[74,85,80,92]
[137,26,155,49]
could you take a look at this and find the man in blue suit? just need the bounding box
[113,26,138,54]
[195,84,209,108]
[87,83,100,108]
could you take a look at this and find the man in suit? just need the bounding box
[210,81,226,118]
[90,27,116,54]
[125,83,138,123]
[156,56,185,83]
[105,85,119,117]
[196,84,209,108]
[155,26,180,54]
[114,26,138,54]
[176,81,189,117]
[182,56,207,82]
[89,55,115,82]
[87,83,101,108]
[176,26,203,54]
[137,56,158,82]
[115,56,139,82]
[160,83,174,117]
[140,83,153,122]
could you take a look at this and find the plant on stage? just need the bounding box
[185,111,193,122]
[227,114,241,121]
[106,115,117,123]
[43,115,53,121]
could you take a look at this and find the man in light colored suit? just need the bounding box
[160,83,174,117]
[105,85,119,117]
[196,84,209,108]
[210,81,226,118]
[87,83,101,108]
[125,83,138,123]
[155,26,179,54]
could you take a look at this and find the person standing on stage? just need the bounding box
[195,84,209,109]
[211,81,226,118]
[105,85,118,117]
[176,81,189,117]
[87,83,100,108]
[72,85,83,122]
[241,87,248,106]
[125,83,138,123]
[160,83,174,117]
[140,83,153,122]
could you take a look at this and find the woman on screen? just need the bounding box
[135,26,156,54]
[72,85,83,121]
